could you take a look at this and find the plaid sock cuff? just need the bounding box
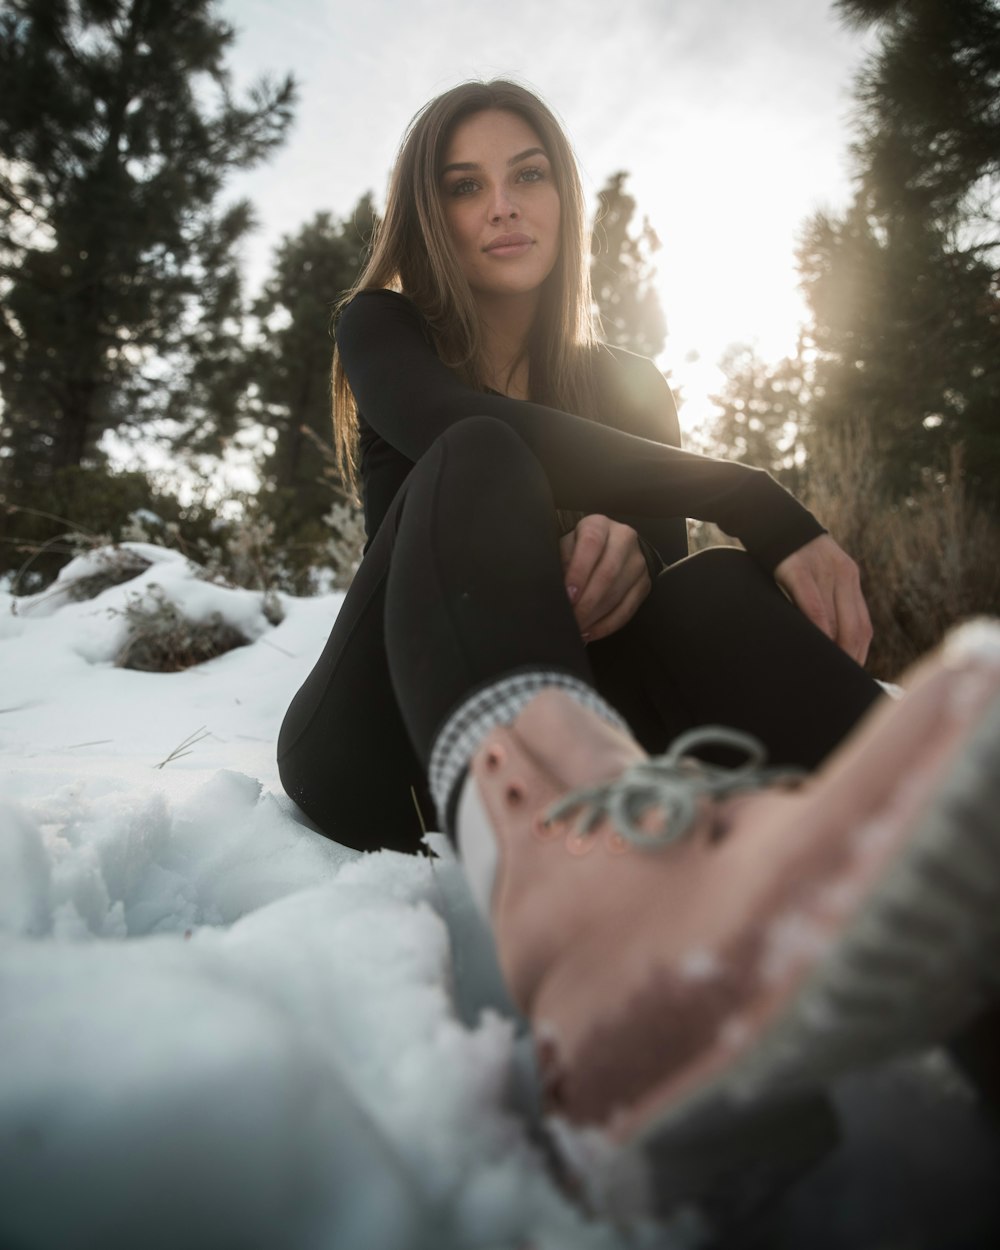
[428,669,629,825]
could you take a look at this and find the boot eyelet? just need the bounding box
[484,745,505,771]
[505,782,524,806]
[565,829,596,857]
[533,813,560,840]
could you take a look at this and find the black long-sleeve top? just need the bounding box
[335,289,824,571]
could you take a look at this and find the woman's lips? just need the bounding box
[483,233,534,256]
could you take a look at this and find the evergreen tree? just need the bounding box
[838,0,1000,232]
[249,198,377,537]
[707,343,811,493]
[0,0,296,491]
[590,172,667,359]
[800,0,1000,501]
[798,200,997,493]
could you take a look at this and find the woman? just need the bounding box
[278,80,1000,1201]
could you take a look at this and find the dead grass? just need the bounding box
[803,438,1000,680]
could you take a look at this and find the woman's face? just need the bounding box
[438,109,561,305]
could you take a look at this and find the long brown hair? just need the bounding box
[332,79,602,488]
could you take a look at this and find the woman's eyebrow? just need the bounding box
[441,147,549,176]
[508,146,547,165]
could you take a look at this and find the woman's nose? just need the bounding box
[489,187,519,222]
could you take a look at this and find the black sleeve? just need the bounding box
[590,348,689,570]
[633,531,669,580]
[336,290,825,571]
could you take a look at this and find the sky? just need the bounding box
[219,0,874,427]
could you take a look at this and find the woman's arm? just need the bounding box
[775,536,873,664]
[336,289,824,571]
[587,346,688,571]
[553,349,678,632]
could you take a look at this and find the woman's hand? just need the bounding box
[774,534,873,665]
[560,514,652,643]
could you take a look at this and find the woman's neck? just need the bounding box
[474,290,538,399]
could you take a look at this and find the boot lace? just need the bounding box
[542,726,802,850]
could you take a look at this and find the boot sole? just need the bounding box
[627,689,1000,1216]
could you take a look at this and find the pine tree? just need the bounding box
[249,198,377,545]
[801,0,1000,501]
[838,0,1000,231]
[798,200,997,493]
[590,172,667,359]
[0,0,296,491]
[707,343,811,493]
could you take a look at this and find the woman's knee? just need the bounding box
[411,417,549,507]
[433,415,534,469]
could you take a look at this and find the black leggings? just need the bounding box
[277,418,882,853]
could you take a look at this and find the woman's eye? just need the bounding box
[450,178,478,196]
[517,166,545,183]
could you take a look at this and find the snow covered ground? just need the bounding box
[1,545,999,1250]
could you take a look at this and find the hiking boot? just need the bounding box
[457,620,1000,1208]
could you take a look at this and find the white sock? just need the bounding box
[428,668,628,828]
[455,775,500,919]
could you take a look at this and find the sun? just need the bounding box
[625,125,818,440]
[651,230,809,439]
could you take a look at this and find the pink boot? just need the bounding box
[458,621,1000,1207]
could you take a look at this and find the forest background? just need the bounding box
[1,0,998,680]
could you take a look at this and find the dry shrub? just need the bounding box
[686,433,1000,682]
[802,434,1000,681]
[323,500,366,591]
[114,585,249,673]
[64,547,153,602]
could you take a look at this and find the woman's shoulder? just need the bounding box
[592,339,667,386]
[335,288,433,353]
[343,287,413,308]
[338,287,420,325]
[590,340,679,443]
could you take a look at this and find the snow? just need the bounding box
[2,545,999,1250]
[0,548,653,1250]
